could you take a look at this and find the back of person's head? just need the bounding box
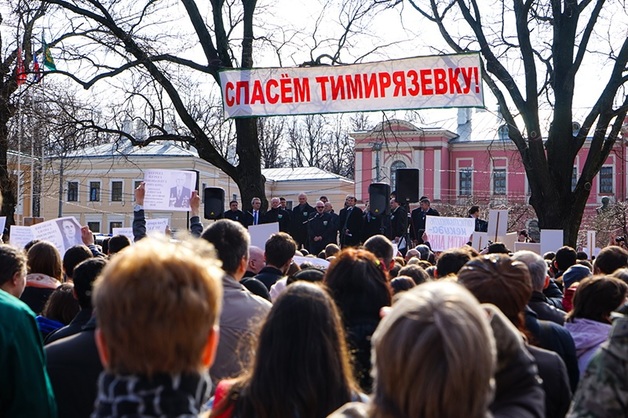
[390,276,416,296]
[264,232,297,268]
[27,241,63,280]
[555,246,578,271]
[0,244,27,287]
[566,276,628,323]
[486,242,510,254]
[371,281,495,418]
[62,245,93,279]
[42,283,79,325]
[24,239,41,253]
[398,264,430,285]
[287,267,325,285]
[435,248,472,278]
[562,264,592,289]
[325,248,392,322]
[363,235,395,267]
[201,219,249,275]
[93,236,223,376]
[101,237,110,255]
[232,282,357,418]
[107,235,131,255]
[612,268,628,285]
[73,257,107,309]
[389,263,401,278]
[325,243,340,258]
[458,254,532,329]
[512,250,548,292]
[468,205,480,216]
[543,251,556,261]
[576,251,589,261]
[415,244,431,261]
[405,249,420,260]
[593,245,628,274]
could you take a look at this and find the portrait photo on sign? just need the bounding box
[142,169,197,212]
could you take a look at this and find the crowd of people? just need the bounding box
[1,187,628,418]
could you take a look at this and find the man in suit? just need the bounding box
[338,195,363,248]
[224,200,245,225]
[243,197,265,228]
[469,205,488,232]
[410,197,440,245]
[169,175,191,208]
[290,193,315,249]
[390,197,409,254]
[307,201,335,255]
[265,197,291,233]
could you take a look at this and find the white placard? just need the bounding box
[424,215,475,252]
[541,229,564,255]
[248,222,280,249]
[501,232,518,253]
[292,256,330,269]
[113,218,170,242]
[0,217,6,236]
[487,210,508,242]
[112,227,134,241]
[586,231,596,260]
[513,242,542,255]
[220,53,484,118]
[471,232,489,251]
[143,169,197,212]
[9,225,35,249]
[26,216,83,255]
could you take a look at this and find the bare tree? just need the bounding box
[257,117,287,168]
[405,0,628,246]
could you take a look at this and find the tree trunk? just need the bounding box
[235,118,266,212]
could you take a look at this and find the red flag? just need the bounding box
[16,47,27,85]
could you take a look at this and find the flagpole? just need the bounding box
[17,99,22,225]
[30,90,35,219]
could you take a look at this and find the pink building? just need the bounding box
[352,110,627,216]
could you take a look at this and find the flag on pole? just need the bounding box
[43,39,56,70]
[16,47,27,85]
[32,54,42,83]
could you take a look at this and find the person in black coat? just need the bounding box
[410,197,440,245]
[307,202,335,255]
[469,205,488,232]
[290,193,316,249]
[224,200,245,226]
[389,198,409,250]
[338,195,364,248]
[45,316,103,418]
[265,197,291,233]
[243,197,265,228]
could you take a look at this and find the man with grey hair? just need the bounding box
[265,197,291,232]
[512,250,566,325]
[291,193,315,249]
[243,197,264,228]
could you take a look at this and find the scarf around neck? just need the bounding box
[92,371,211,418]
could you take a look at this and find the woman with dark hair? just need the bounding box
[21,241,63,314]
[564,275,628,376]
[458,254,571,418]
[211,282,362,418]
[35,283,80,338]
[324,248,392,392]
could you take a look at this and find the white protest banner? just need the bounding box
[541,230,564,255]
[487,210,508,242]
[292,256,330,270]
[112,227,134,241]
[0,217,6,235]
[425,215,475,252]
[471,232,489,251]
[513,242,542,254]
[220,53,484,118]
[143,169,197,212]
[147,218,169,234]
[248,222,279,249]
[30,216,83,255]
[501,232,518,253]
[9,225,34,249]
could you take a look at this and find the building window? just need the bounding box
[599,166,613,194]
[493,169,507,195]
[87,221,101,233]
[109,221,122,233]
[111,181,123,202]
[67,181,78,202]
[390,160,407,189]
[572,167,578,191]
[89,181,101,202]
[459,169,472,196]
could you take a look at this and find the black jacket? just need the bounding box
[254,266,284,290]
[339,206,364,247]
[410,207,440,242]
[45,317,103,418]
[44,308,93,345]
[529,291,566,325]
[265,207,291,232]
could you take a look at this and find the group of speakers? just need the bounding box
[202,168,421,220]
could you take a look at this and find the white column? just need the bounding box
[418,149,425,195]
[434,149,441,200]
[355,150,363,201]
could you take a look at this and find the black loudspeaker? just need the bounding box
[369,183,391,216]
[395,168,420,203]
[204,187,225,220]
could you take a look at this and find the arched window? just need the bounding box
[390,160,407,189]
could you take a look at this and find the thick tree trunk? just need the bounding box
[0,117,16,227]
[235,118,266,212]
